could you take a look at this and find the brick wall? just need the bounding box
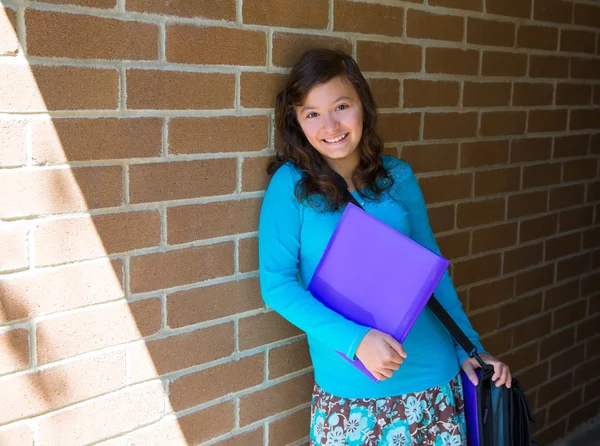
[0,0,599,444]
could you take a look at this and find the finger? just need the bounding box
[495,365,507,387]
[384,335,408,359]
[462,362,479,386]
[379,367,394,378]
[373,371,387,381]
[491,362,502,382]
[506,368,512,389]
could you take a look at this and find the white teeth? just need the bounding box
[324,133,348,143]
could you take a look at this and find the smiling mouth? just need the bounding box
[323,133,349,143]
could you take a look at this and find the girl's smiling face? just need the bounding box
[295,76,364,169]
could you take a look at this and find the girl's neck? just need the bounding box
[328,155,360,191]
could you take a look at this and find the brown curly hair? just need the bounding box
[269,48,393,210]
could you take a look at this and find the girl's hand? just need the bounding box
[355,329,407,381]
[461,353,512,388]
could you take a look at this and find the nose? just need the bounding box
[321,112,339,131]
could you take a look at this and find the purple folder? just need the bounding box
[308,203,450,381]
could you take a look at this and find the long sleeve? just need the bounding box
[258,164,371,358]
[399,162,487,366]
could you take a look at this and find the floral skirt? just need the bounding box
[310,374,466,446]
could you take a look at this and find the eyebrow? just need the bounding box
[300,96,353,114]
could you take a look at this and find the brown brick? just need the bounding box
[564,158,598,182]
[167,278,262,328]
[519,362,550,392]
[0,120,25,167]
[545,232,582,261]
[3,166,122,219]
[126,0,235,19]
[508,191,548,219]
[513,82,554,106]
[454,253,501,287]
[242,156,275,192]
[475,167,520,196]
[457,198,505,228]
[472,222,517,253]
[552,347,586,380]
[35,0,116,7]
[517,25,559,51]
[481,111,527,136]
[407,9,463,42]
[273,33,352,68]
[36,299,159,364]
[578,314,600,342]
[568,402,599,432]
[515,264,554,295]
[38,381,163,446]
[467,17,514,47]
[239,237,258,273]
[0,65,118,111]
[560,206,594,231]
[168,198,261,244]
[561,29,596,54]
[403,80,459,108]
[426,47,479,75]
[127,70,234,109]
[570,108,600,131]
[334,1,402,37]
[239,311,303,350]
[463,81,511,107]
[269,407,311,445]
[596,86,600,105]
[487,0,531,18]
[0,423,33,445]
[535,419,567,445]
[0,223,28,272]
[169,353,263,410]
[460,140,509,168]
[26,10,157,60]
[589,181,600,202]
[424,112,477,140]
[469,308,499,336]
[571,58,600,80]
[529,109,568,133]
[244,0,328,28]
[269,338,312,379]
[553,299,587,330]
[574,3,600,28]
[0,328,29,375]
[377,113,421,143]
[550,184,585,210]
[557,83,592,106]
[546,280,580,310]
[0,7,18,55]
[437,231,469,258]
[167,25,265,66]
[469,277,514,311]
[212,429,264,446]
[584,226,600,249]
[129,402,235,446]
[503,242,544,274]
[366,78,400,109]
[239,373,313,426]
[499,341,539,373]
[428,205,456,233]
[513,313,552,345]
[481,328,512,356]
[511,137,552,163]
[529,55,569,78]
[420,174,472,204]
[358,41,421,73]
[482,51,527,77]
[534,0,573,24]
[35,211,160,266]
[130,159,236,204]
[0,350,126,425]
[240,72,286,108]
[540,326,575,359]
[538,373,573,407]
[555,134,590,157]
[401,143,458,173]
[575,356,600,382]
[130,242,234,293]
[519,213,558,242]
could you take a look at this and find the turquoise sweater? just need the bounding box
[258,156,486,399]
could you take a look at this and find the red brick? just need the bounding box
[512,313,552,346]
[513,82,554,106]
[540,326,575,360]
[508,191,548,219]
[238,311,303,350]
[26,10,158,60]
[334,1,403,37]
[554,134,590,157]
[486,0,531,18]
[369,78,400,109]
[35,0,116,7]
[35,211,161,266]
[551,347,585,379]
[561,29,596,54]
[523,163,561,188]
[127,70,234,109]
[167,25,266,66]
[499,341,539,373]
[534,419,567,445]
[437,231,469,259]
[0,327,29,375]
[426,47,479,75]
[0,423,33,445]
[38,381,164,446]
[239,373,313,426]
[377,113,421,143]
[273,33,351,68]
[242,156,274,192]
[243,0,328,28]
[428,205,456,233]
[0,223,28,272]
[269,407,311,446]
[130,242,234,293]
[571,58,600,80]
[515,264,554,295]
[401,143,458,173]
[480,328,512,356]
[472,222,517,253]
[588,181,600,202]
[0,6,18,55]
[212,429,264,446]
[482,51,527,77]
[510,137,552,163]
[537,373,574,406]
[480,111,526,136]
[126,0,235,20]
[129,159,236,204]
[467,17,514,47]
[358,41,421,73]
[457,198,505,228]
[559,206,594,231]
[529,109,568,133]
[463,81,511,107]
[0,65,118,111]
[534,0,573,24]
[460,140,509,168]
[563,158,598,182]
[550,184,585,210]
[240,72,286,108]
[269,339,312,379]
[407,9,463,42]
[167,278,262,328]
[403,80,459,108]
[475,167,520,196]
[503,242,544,274]
[169,353,264,411]
[520,213,558,242]
[529,55,569,78]
[519,362,549,392]
[424,112,477,139]
[469,308,499,336]
[545,280,580,310]
[0,350,126,425]
[239,237,258,273]
[570,108,600,131]
[420,173,472,204]
[574,3,600,28]
[0,259,124,323]
[454,253,501,286]
[577,314,600,342]
[517,25,559,50]
[469,277,514,311]
[545,232,582,261]
[553,299,587,329]
[0,119,25,167]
